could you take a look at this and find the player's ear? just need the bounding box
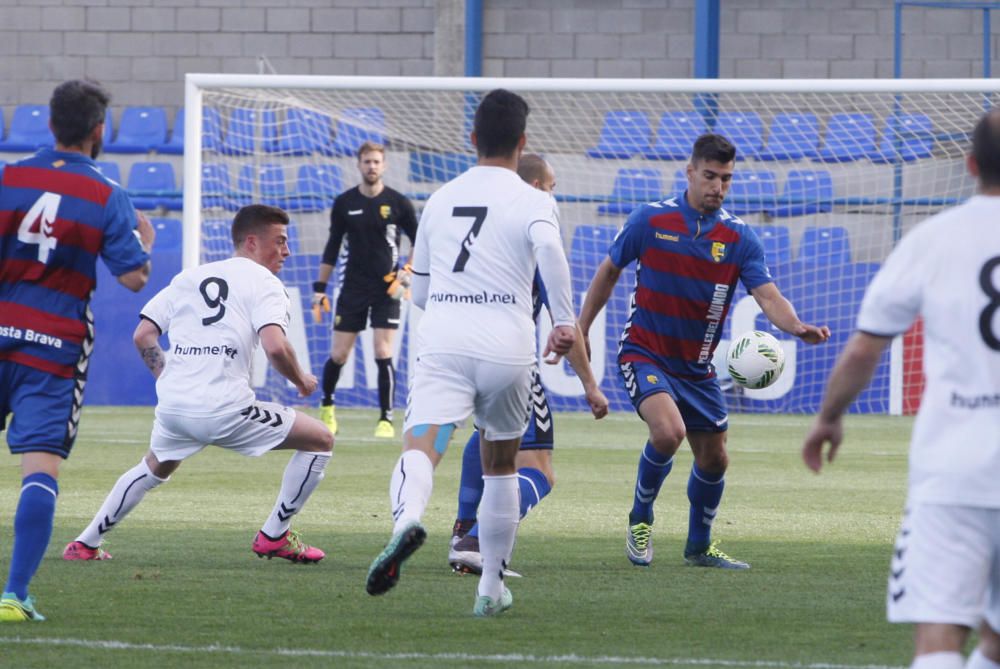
[967,153,980,179]
[470,131,478,149]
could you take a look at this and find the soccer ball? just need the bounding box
[726,330,785,390]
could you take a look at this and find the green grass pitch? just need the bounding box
[1,407,925,667]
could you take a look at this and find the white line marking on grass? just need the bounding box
[0,636,905,669]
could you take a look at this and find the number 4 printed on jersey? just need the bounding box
[18,192,62,263]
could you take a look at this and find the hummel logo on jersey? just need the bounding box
[173,343,237,359]
[348,209,363,215]
[241,405,284,428]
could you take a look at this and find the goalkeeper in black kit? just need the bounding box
[312,140,418,438]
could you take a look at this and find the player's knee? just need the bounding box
[698,450,729,473]
[649,427,685,455]
[316,424,334,452]
[330,351,349,366]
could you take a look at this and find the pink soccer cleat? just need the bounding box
[62,541,112,561]
[252,530,325,564]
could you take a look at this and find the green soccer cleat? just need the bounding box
[473,586,513,618]
[366,521,426,596]
[320,405,337,435]
[684,542,750,570]
[374,419,394,439]
[0,592,46,622]
[626,521,653,566]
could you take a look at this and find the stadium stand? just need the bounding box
[643,110,706,160]
[714,111,764,160]
[285,164,343,212]
[772,169,834,218]
[158,107,185,155]
[128,161,181,211]
[409,151,477,182]
[201,163,234,210]
[798,226,852,265]
[586,110,651,159]
[264,108,334,156]
[870,113,934,163]
[754,225,793,266]
[598,168,663,215]
[726,169,777,216]
[817,113,878,162]
[757,112,821,161]
[330,107,387,157]
[105,106,168,154]
[237,163,288,207]
[0,104,53,152]
[94,160,122,184]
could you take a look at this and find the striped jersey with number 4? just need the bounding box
[139,256,290,417]
[858,194,1000,508]
[411,165,574,365]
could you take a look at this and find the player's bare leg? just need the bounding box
[366,424,453,595]
[372,327,397,438]
[967,621,1000,669]
[320,330,358,434]
[908,623,969,669]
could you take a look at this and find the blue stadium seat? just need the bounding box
[570,224,619,266]
[714,111,764,160]
[151,217,182,250]
[598,168,663,216]
[102,108,113,147]
[757,113,820,161]
[773,170,833,218]
[409,151,477,182]
[726,169,777,216]
[671,169,688,195]
[870,113,934,163]
[285,164,343,212]
[237,163,288,207]
[265,108,334,156]
[202,218,234,262]
[158,107,185,154]
[586,110,651,159]
[106,106,168,154]
[799,226,851,265]
[94,160,122,184]
[220,108,276,156]
[128,161,180,211]
[643,111,705,160]
[0,104,53,152]
[817,113,877,162]
[201,163,236,210]
[753,225,792,266]
[330,107,387,157]
[0,110,5,144]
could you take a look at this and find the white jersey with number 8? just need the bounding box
[411,165,572,366]
[140,256,290,417]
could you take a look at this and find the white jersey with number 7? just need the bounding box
[411,165,574,366]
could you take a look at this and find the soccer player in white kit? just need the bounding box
[365,89,577,617]
[63,205,334,565]
[802,110,1000,669]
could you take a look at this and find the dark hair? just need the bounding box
[517,153,548,184]
[49,80,111,148]
[972,110,1000,188]
[231,204,290,247]
[691,133,737,164]
[473,89,529,158]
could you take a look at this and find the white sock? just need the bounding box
[477,474,519,601]
[389,450,434,534]
[261,451,331,538]
[76,459,167,547]
[911,651,965,669]
[967,648,1000,669]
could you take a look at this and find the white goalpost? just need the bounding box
[183,74,999,415]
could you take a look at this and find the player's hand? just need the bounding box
[585,385,609,419]
[296,373,319,397]
[795,323,831,345]
[801,416,843,473]
[385,264,412,300]
[135,210,155,254]
[543,324,576,364]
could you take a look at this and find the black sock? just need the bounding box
[322,358,342,405]
[376,357,394,422]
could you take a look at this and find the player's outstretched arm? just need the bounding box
[260,324,317,397]
[750,282,831,344]
[802,332,890,472]
[578,257,623,359]
[133,317,165,379]
[563,323,609,419]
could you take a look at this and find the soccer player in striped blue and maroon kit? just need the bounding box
[0,80,155,622]
[579,133,830,570]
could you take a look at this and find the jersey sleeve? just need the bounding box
[139,282,177,334]
[857,227,924,336]
[737,225,773,291]
[608,207,646,269]
[100,186,149,276]
[252,273,291,333]
[321,197,348,266]
[398,192,419,244]
[410,202,432,277]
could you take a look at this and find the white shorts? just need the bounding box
[887,502,1000,629]
[150,401,296,461]
[404,354,532,441]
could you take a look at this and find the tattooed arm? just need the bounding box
[133,317,166,380]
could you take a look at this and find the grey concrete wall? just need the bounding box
[2,0,998,113]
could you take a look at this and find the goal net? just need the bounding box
[184,75,994,415]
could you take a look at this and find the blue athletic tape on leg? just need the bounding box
[5,473,58,600]
[433,424,455,454]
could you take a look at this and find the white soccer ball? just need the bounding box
[727,330,785,390]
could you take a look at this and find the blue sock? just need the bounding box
[456,430,483,522]
[467,466,552,540]
[5,473,59,600]
[686,464,725,554]
[629,442,673,524]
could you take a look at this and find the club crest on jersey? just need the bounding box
[379,204,391,219]
[646,374,658,383]
[711,242,726,263]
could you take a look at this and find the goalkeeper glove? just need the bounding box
[311,281,331,323]
[384,263,412,301]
